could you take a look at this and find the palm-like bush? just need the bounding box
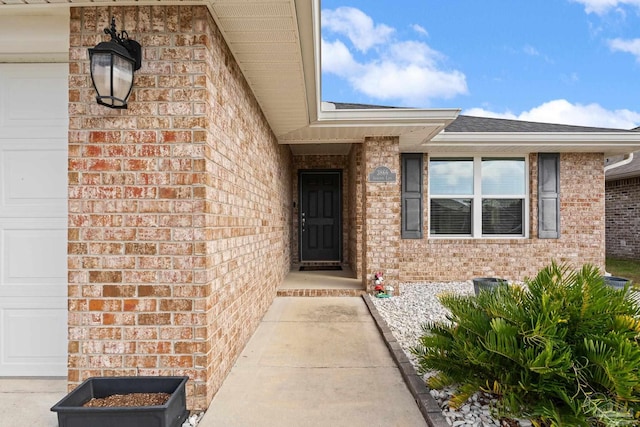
[412,262,640,426]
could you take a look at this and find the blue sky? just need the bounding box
[321,0,640,128]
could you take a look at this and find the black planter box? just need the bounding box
[51,376,189,427]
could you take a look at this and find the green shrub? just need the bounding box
[411,262,640,426]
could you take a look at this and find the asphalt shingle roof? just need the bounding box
[330,102,399,110]
[445,115,632,133]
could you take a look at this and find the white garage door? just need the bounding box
[0,63,68,376]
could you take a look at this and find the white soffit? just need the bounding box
[210,0,313,137]
[282,105,459,146]
[289,142,352,155]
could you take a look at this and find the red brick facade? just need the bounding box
[68,6,292,409]
[606,176,640,259]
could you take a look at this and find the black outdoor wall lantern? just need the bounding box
[88,17,142,109]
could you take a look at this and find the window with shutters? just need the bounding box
[429,156,528,238]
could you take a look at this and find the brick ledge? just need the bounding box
[277,289,365,297]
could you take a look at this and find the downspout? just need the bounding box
[604,152,634,173]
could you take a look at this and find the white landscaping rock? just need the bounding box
[371,281,510,427]
[182,412,205,427]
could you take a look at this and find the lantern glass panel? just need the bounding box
[111,54,134,106]
[90,50,134,108]
[90,52,113,103]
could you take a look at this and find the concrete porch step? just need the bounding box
[278,265,365,297]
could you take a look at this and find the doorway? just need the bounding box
[299,171,341,262]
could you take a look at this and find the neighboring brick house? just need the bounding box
[605,151,640,259]
[1,0,640,411]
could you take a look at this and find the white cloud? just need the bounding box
[352,61,467,105]
[321,39,361,76]
[464,99,640,129]
[572,0,640,14]
[322,7,394,53]
[523,45,540,56]
[608,37,640,60]
[321,8,467,106]
[411,24,429,37]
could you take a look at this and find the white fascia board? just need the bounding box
[306,0,321,124]
[432,132,640,143]
[317,107,460,124]
[426,132,640,155]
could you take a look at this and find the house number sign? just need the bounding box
[368,166,396,183]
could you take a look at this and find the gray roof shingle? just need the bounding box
[445,115,632,133]
[330,102,400,110]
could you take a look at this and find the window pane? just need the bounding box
[481,158,525,195]
[430,159,473,195]
[430,199,472,235]
[482,199,523,235]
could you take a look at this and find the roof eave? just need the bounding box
[606,171,640,181]
[317,106,460,123]
[278,107,460,146]
[426,132,640,155]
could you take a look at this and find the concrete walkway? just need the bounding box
[199,297,427,427]
[0,296,426,427]
[0,378,66,427]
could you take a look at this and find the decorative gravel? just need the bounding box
[83,392,170,408]
[371,282,532,427]
[182,412,205,427]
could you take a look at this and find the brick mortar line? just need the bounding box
[361,294,449,427]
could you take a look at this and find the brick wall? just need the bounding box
[606,176,640,259]
[398,152,605,281]
[363,137,401,291]
[68,6,292,410]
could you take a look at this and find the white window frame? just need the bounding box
[428,155,529,239]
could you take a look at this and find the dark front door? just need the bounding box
[300,171,341,261]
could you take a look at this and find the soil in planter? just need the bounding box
[83,393,171,408]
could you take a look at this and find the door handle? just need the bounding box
[301,212,305,232]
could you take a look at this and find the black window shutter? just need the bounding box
[402,153,423,239]
[538,153,560,239]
